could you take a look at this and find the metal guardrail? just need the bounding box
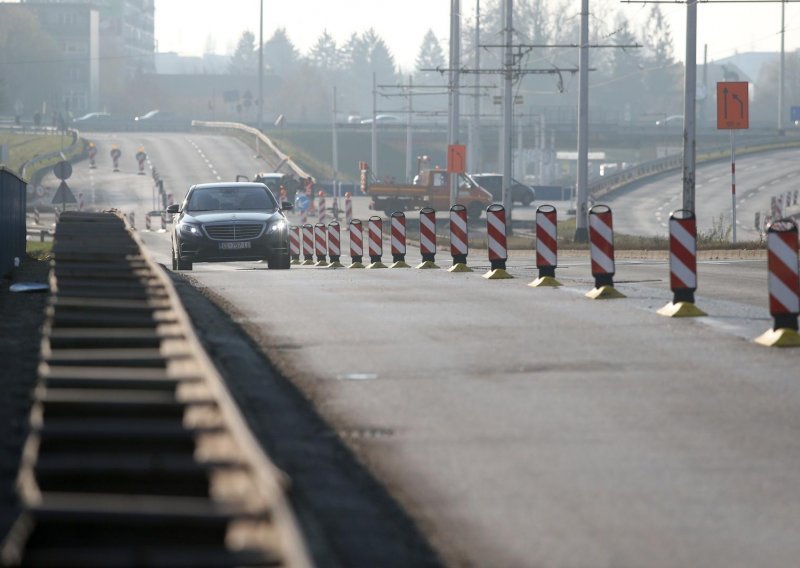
[0,211,311,567]
[588,135,800,199]
[19,129,84,182]
[192,121,313,181]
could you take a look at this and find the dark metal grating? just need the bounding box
[0,211,310,568]
[203,223,264,241]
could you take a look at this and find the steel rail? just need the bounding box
[1,211,311,568]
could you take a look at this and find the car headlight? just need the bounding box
[268,219,287,233]
[179,222,200,236]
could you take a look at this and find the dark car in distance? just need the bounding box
[168,182,293,271]
[470,174,536,206]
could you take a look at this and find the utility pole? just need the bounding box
[372,72,378,177]
[257,0,263,132]
[448,0,461,206]
[682,0,697,213]
[574,0,590,242]
[406,76,414,182]
[779,0,786,134]
[468,0,482,175]
[502,0,513,224]
[332,86,339,186]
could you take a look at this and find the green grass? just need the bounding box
[26,241,53,260]
[0,133,77,175]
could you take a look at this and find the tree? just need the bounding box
[264,28,299,77]
[415,29,446,84]
[362,28,397,83]
[228,31,257,75]
[308,30,339,73]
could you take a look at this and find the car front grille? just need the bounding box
[203,223,265,241]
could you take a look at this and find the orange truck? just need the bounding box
[359,164,493,219]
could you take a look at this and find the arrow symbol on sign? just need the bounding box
[723,87,729,118]
[732,93,745,118]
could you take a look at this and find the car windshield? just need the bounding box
[186,186,277,211]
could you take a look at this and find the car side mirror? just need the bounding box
[166,204,180,214]
[281,201,294,211]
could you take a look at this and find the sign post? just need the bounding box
[717,81,749,244]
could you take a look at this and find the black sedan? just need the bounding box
[470,174,536,206]
[168,182,293,271]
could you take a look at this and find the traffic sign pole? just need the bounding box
[731,130,737,244]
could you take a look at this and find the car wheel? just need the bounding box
[176,256,192,271]
[467,202,484,221]
[521,194,533,207]
[268,251,291,270]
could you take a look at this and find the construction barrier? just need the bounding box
[349,219,365,268]
[755,219,800,347]
[88,142,97,169]
[302,223,315,265]
[314,222,327,266]
[484,204,512,279]
[129,211,136,230]
[33,208,40,226]
[586,204,624,299]
[658,210,706,317]
[345,192,353,228]
[111,146,121,172]
[289,225,301,264]
[367,215,387,269]
[78,192,84,212]
[318,191,327,224]
[145,215,151,232]
[530,205,561,287]
[327,221,344,268]
[390,211,410,268]
[417,207,439,269]
[136,148,146,175]
[449,204,472,273]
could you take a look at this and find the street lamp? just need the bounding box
[258,0,263,132]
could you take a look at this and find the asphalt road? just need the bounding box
[606,146,800,240]
[40,132,800,568]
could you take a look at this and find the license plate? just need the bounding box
[219,241,251,250]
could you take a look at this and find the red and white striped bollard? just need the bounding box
[302,223,315,265]
[586,204,624,298]
[484,204,512,279]
[530,204,561,287]
[348,219,365,268]
[658,210,705,317]
[289,225,301,264]
[327,221,343,268]
[366,215,387,268]
[416,207,439,269]
[390,211,409,268]
[449,204,472,272]
[755,219,800,347]
[314,222,328,266]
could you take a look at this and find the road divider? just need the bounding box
[367,216,387,269]
[416,207,439,269]
[658,210,706,317]
[530,205,561,287]
[348,219,365,268]
[484,204,513,280]
[289,225,301,264]
[755,219,800,347]
[586,205,624,299]
[314,222,327,266]
[390,212,410,268]
[302,223,314,265]
[328,221,344,268]
[449,204,472,273]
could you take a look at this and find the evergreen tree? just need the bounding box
[415,29,446,76]
[228,31,257,75]
[264,28,299,77]
[308,30,339,72]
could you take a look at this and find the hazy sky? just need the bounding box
[155,1,798,70]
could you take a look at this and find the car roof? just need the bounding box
[190,182,270,191]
